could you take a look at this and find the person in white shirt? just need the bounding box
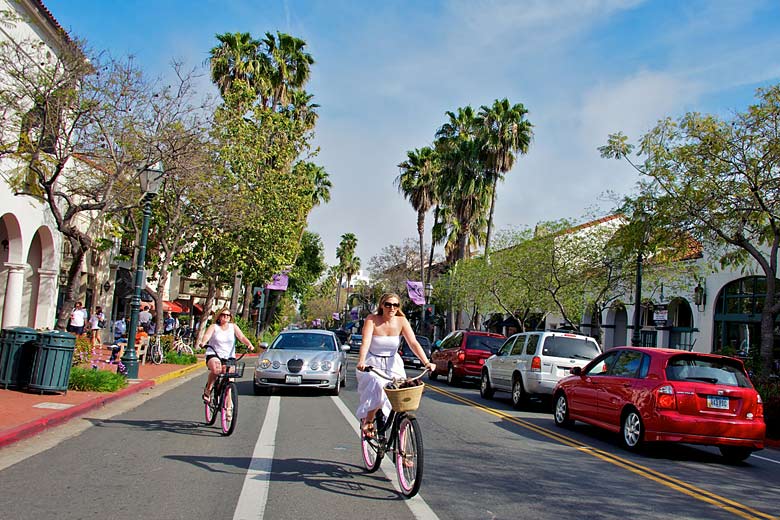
[138,306,153,331]
[89,306,106,347]
[68,302,88,335]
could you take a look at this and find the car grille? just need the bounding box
[287,359,304,373]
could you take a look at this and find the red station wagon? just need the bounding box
[552,347,765,462]
[430,330,506,385]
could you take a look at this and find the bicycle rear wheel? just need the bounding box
[205,384,219,425]
[396,415,423,498]
[360,415,383,472]
[221,382,238,436]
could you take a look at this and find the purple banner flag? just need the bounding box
[266,272,289,291]
[406,280,426,305]
[332,312,341,320]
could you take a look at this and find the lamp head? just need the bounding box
[140,160,165,196]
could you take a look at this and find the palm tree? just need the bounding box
[208,32,263,98]
[261,31,315,109]
[396,146,440,293]
[335,233,357,319]
[478,99,533,262]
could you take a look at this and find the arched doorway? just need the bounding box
[605,303,628,349]
[25,226,57,328]
[667,297,695,350]
[713,276,780,357]
[1,213,25,327]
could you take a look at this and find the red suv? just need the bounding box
[430,330,506,385]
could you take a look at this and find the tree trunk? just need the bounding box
[241,280,253,321]
[229,271,242,314]
[484,183,497,264]
[335,274,343,316]
[195,281,217,347]
[590,302,603,346]
[261,290,281,333]
[55,239,88,330]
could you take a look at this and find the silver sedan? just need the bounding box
[253,329,349,396]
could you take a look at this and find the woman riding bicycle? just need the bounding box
[199,307,256,404]
[356,293,435,438]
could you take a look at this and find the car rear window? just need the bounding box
[465,335,505,353]
[666,355,752,388]
[541,336,600,360]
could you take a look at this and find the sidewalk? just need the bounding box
[0,356,207,449]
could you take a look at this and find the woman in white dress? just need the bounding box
[356,293,436,438]
[199,307,257,403]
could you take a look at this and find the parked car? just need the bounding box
[329,328,349,345]
[481,331,601,408]
[430,330,506,385]
[254,329,349,396]
[349,334,362,348]
[398,335,432,368]
[552,346,766,461]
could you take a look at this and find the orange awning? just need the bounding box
[163,301,185,313]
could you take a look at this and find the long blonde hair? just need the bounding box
[377,293,405,317]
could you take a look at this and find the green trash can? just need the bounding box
[0,327,38,389]
[27,330,76,394]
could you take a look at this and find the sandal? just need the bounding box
[361,420,376,439]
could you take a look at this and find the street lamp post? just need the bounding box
[122,161,165,379]
[630,249,643,347]
[424,282,433,337]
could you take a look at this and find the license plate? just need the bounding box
[707,396,729,409]
[285,375,302,385]
[413,359,421,365]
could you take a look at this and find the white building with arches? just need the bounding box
[0,0,74,329]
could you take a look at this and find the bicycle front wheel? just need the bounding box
[151,342,163,364]
[221,382,238,436]
[205,385,219,425]
[360,415,383,472]
[396,415,423,498]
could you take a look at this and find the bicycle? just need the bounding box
[358,366,428,498]
[149,334,164,365]
[204,353,246,436]
[171,330,194,355]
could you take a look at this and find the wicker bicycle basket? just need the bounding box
[384,383,425,412]
[226,362,245,378]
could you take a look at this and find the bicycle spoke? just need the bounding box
[395,416,423,498]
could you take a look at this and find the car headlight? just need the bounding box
[320,360,332,371]
[310,361,320,371]
[259,358,271,369]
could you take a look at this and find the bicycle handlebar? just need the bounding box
[359,365,430,383]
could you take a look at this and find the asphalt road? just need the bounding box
[1,354,778,520]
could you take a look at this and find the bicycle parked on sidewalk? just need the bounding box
[358,366,428,498]
[149,334,164,365]
[171,329,194,355]
[204,353,246,436]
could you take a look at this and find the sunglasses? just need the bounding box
[383,302,400,309]
[220,313,231,318]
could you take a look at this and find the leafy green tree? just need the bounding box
[600,84,780,373]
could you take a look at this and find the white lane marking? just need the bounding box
[751,454,780,465]
[233,395,280,520]
[331,396,440,520]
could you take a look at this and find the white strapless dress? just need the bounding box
[355,335,406,420]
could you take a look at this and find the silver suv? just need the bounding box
[481,331,601,409]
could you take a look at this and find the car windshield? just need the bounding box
[465,335,505,353]
[542,336,600,360]
[271,333,335,351]
[666,355,752,388]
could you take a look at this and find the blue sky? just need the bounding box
[45,0,780,269]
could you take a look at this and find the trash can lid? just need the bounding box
[4,326,37,334]
[38,329,76,337]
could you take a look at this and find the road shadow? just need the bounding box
[86,417,223,437]
[165,454,405,500]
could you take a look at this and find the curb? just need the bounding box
[0,380,154,449]
[151,361,204,385]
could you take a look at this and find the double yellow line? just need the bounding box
[428,385,775,520]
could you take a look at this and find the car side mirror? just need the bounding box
[260,342,268,349]
[341,345,350,352]
[570,366,582,376]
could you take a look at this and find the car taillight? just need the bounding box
[530,356,541,372]
[755,394,764,418]
[457,350,465,362]
[656,384,676,410]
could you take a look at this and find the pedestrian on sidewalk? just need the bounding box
[67,302,88,336]
[89,306,106,348]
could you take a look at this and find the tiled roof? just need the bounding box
[30,0,74,46]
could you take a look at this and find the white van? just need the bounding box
[481,331,601,409]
